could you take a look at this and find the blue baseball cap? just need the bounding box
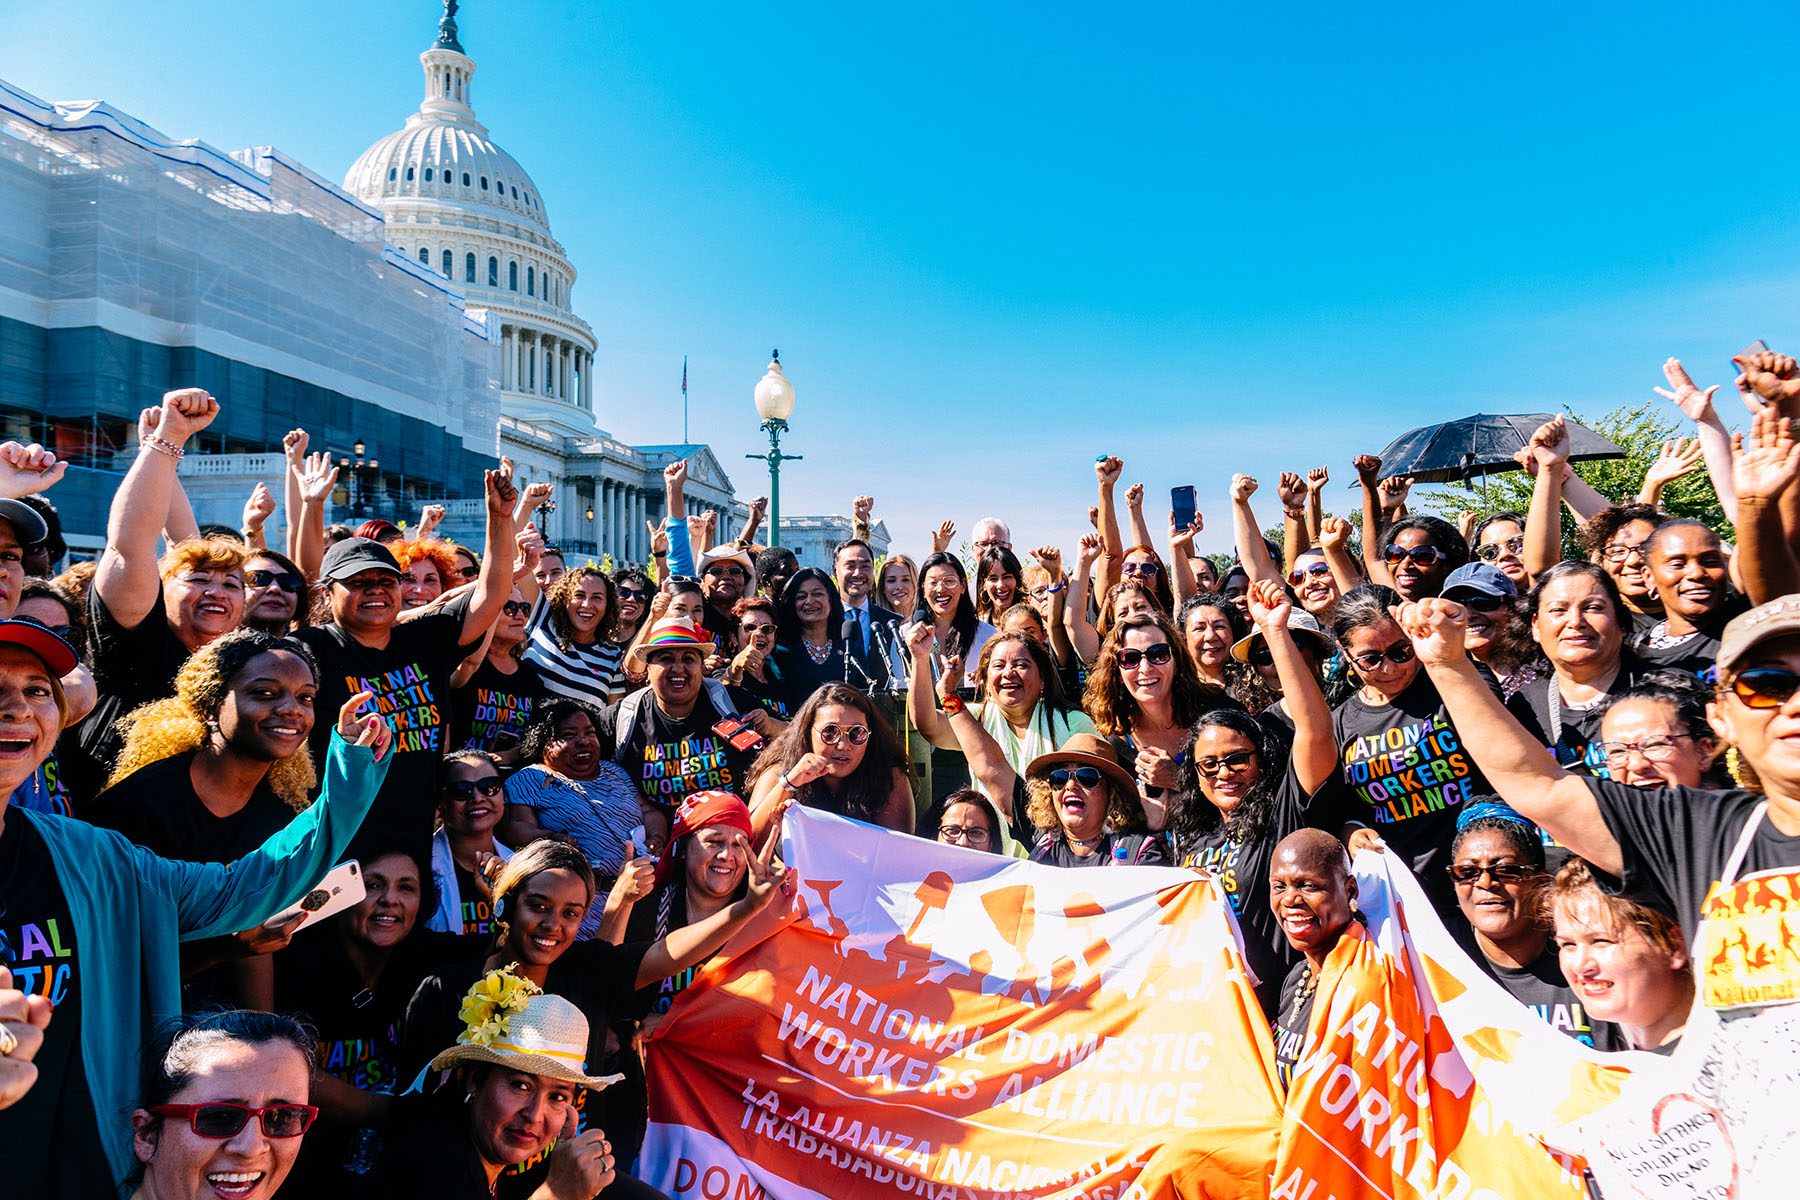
[1442,562,1516,600]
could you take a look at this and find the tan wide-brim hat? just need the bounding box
[430,991,623,1092]
[1024,731,1137,795]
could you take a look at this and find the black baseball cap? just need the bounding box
[320,537,402,582]
[0,499,49,547]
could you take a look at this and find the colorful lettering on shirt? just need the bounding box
[318,1028,402,1093]
[465,686,534,751]
[1340,711,1477,822]
[639,735,737,799]
[5,918,76,1007]
[461,897,495,937]
[345,664,441,753]
[1523,1000,1605,1048]
[1184,841,1245,912]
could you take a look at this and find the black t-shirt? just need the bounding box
[1506,658,1643,777]
[1028,830,1170,867]
[622,885,707,1019]
[73,586,194,784]
[450,656,545,756]
[0,815,111,1199]
[1332,674,1488,908]
[1632,595,1750,682]
[1176,764,1340,1017]
[599,686,761,809]
[1271,960,1316,1094]
[296,592,477,850]
[770,641,853,710]
[1452,925,1627,1051]
[1587,777,1800,949]
[85,751,295,863]
[274,926,474,1193]
[734,669,793,724]
[358,1116,491,1200]
[452,863,498,938]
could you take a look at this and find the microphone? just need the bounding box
[840,615,872,688]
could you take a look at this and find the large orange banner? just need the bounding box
[639,807,1282,1199]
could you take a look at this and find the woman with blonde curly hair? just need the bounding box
[394,538,464,611]
[1022,733,1168,866]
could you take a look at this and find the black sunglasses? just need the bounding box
[1287,561,1332,587]
[444,777,504,800]
[149,1102,318,1139]
[616,587,648,602]
[1195,749,1256,776]
[501,600,531,617]
[1449,593,1506,613]
[1348,642,1416,671]
[247,569,305,594]
[1447,862,1534,886]
[1118,643,1174,669]
[1048,766,1104,788]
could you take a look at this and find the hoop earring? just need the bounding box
[1727,745,1761,792]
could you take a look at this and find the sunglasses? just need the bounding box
[336,575,398,593]
[457,565,481,580]
[1348,642,1416,671]
[740,622,775,636]
[1447,861,1534,886]
[1728,666,1800,710]
[1383,545,1447,568]
[1049,766,1104,789]
[1195,750,1256,776]
[1246,643,1276,668]
[1118,643,1175,669]
[148,1102,319,1139]
[1287,561,1332,587]
[445,777,504,800]
[704,565,748,579]
[1450,593,1507,613]
[616,587,648,602]
[1475,535,1526,563]
[1121,561,1162,577]
[817,723,871,747]
[501,600,531,617]
[938,824,992,845]
[246,569,305,594]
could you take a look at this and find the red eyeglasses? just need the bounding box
[149,1103,319,1139]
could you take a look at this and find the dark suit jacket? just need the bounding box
[842,600,904,690]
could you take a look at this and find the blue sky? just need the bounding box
[13,2,1800,556]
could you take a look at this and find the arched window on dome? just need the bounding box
[508,261,518,291]
[462,171,471,187]
[511,186,519,200]
[496,178,505,194]
[424,167,434,182]
[418,246,430,266]
[386,167,396,182]
[442,249,452,277]
[405,166,415,182]
[465,253,476,284]
[480,176,489,191]
[488,256,499,287]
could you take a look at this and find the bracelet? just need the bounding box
[1284,508,1305,520]
[141,435,185,460]
[1045,583,1065,594]
[653,550,668,559]
[939,693,967,717]
[777,771,797,793]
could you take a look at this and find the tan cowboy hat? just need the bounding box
[430,989,623,1091]
[1024,732,1136,795]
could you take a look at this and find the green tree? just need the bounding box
[1422,401,1728,556]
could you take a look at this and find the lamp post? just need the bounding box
[747,350,801,548]
[338,440,381,519]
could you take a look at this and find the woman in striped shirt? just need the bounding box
[525,565,629,706]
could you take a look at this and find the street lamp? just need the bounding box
[338,442,381,519]
[747,350,801,547]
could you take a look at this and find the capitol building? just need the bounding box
[0,3,882,565]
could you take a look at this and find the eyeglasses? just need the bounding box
[704,565,748,579]
[1118,643,1174,669]
[1450,593,1507,613]
[1195,750,1256,776]
[817,723,871,746]
[445,777,504,800]
[1602,541,1649,565]
[1287,562,1332,587]
[246,569,305,594]
[501,600,531,617]
[1121,560,1162,577]
[1728,666,1800,710]
[1476,536,1526,563]
[1447,861,1535,886]
[1600,736,1693,766]
[740,622,775,636]
[616,587,647,602]
[1245,643,1277,668]
[938,824,992,845]
[1383,545,1447,568]
[1347,642,1416,671]
[336,575,398,592]
[1049,766,1104,789]
[457,565,481,581]
[148,1103,319,1139]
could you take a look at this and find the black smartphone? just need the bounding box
[942,628,962,660]
[1171,485,1197,531]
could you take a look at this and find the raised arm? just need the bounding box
[96,390,218,630]
[1656,358,1739,523]
[739,496,768,547]
[1229,474,1281,585]
[1317,516,1364,595]
[1123,483,1155,553]
[1304,466,1328,542]
[1246,580,1334,793]
[1353,454,1397,589]
[281,429,307,562]
[1067,534,1102,664]
[513,522,544,608]
[661,460,695,578]
[1637,438,1705,509]
[1166,514,1202,606]
[903,621,958,750]
[291,451,338,582]
[1030,546,1077,666]
[459,460,520,646]
[1277,472,1311,576]
[1095,456,1125,592]
[850,495,872,542]
[1730,407,1800,605]
[1522,416,1571,578]
[239,483,275,553]
[1393,599,1621,875]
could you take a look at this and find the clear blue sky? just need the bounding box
[13,2,1800,556]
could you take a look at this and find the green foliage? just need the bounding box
[1421,402,1729,556]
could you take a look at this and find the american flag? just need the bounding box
[681,355,687,398]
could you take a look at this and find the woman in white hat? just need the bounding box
[368,975,663,1197]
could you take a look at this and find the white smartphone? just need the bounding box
[627,825,648,859]
[268,860,365,931]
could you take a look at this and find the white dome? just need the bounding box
[344,115,551,237]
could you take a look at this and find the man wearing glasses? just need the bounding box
[695,545,757,649]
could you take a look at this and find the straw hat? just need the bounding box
[429,972,622,1091]
[1024,732,1136,795]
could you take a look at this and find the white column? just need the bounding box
[610,480,624,559]
[599,480,611,557]
[581,351,592,411]
[631,489,645,562]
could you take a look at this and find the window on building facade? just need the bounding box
[527,265,535,296]
[442,249,453,277]
[418,246,430,265]
[488,256,498,286]
[465,252,476,283]
[508,261,518,291]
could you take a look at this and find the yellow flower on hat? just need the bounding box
[456,966,541,1048]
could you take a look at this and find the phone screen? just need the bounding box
[1171,485,1197,530]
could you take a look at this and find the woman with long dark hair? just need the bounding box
[769,567,851,705]
[973,546,1025,627]
[910,552,993,681]
[747,683,915,836]
[1504,560,1643,774]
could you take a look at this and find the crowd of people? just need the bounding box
[2,353,1799,1197]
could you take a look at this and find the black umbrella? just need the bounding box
[1372,413,1625,484]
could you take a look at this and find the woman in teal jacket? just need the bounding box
[0,618,393,1195]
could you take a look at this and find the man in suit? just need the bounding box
[834,538,904,691]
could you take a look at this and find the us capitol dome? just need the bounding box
[344,0,598,439]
